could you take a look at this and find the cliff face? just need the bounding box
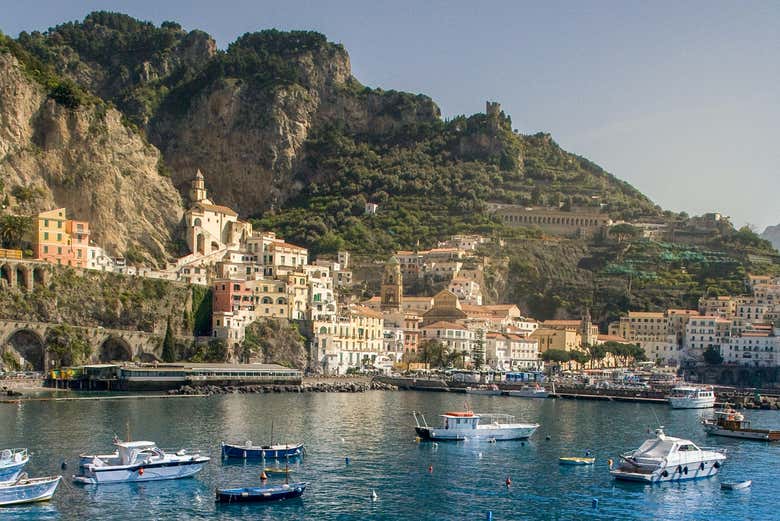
[762,225,780,252]
[0,51,184,264]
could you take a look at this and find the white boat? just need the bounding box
[465,385,502,396]
[73,440,209,484]
[668,385,716,409]
[507,385,549,398]
[413,410,539,441]
[0,449,28,483]
[0,475,61,506]
[610,427,726,483]
[702,405,780,441]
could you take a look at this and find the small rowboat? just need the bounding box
[559,457,595,466]
[0,475,62,506]
[263,467,294,475]
[216,482,307,503]
[721,480,752,490]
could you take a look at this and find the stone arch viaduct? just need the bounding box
[0,257,51,292]
[0,320,162,371]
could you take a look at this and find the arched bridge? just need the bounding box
[0,257,51,292]
[0,320,162,371]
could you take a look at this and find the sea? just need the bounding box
[1,390,779,520]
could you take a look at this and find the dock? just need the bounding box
[0,393,207,404]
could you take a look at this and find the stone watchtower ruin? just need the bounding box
[486,101,501,131]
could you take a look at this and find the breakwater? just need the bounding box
[168,378,398,395]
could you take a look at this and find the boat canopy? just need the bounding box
[116,441,160,465]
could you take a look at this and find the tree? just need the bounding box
[541,349,571,364]
[205,339,229,363]
[45,325,92,367]
[161,319,176,363]
[471,335,485,369]
[0,215,32,249]
[569,350,590,368]
[610,223,639,244]
[418,340,448,368]
[587,344,607,368]
[703,346,723,365]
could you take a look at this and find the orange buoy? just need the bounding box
[428,465,433,473]
[260,471,268,481]
[505,476,511,487]
[139,468,144,476]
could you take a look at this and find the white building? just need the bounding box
[448,277,483,305]
[420,321,476,355]
[722,332,778,367]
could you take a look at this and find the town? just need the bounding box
[2,171,777,383]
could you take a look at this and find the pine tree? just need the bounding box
[162,319,176,362]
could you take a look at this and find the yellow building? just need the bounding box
[530,327,582,353]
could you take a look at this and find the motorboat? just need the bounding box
[0,475,61,506]
[221,441,304,459]
[668,385,715,409]
[465,385,502,396]
[721,480,752,490]
[73,440,209,484]
[507,385,549,398]
[610,427,726,483]
[413,410,539,441]
[0,449,28,483]
[559,456,595,466]
[702,404,780,441]
[216,482,307,503]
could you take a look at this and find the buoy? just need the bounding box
[592,498,599,508]
[345,457,350,465]
[60,461,67,470]
[478,452,483,459]
[428,465,433,473]
[260,471,268,481]
[414,436,421,443]
[505,476,511,487]
[608,458,613,470]
[545,435,551,440]
[138,468,144,476]
[371,489,378,501]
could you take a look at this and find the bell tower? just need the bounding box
[380,256,403,312]
[189,169,209,204]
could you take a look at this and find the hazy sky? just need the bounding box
[4,1,779,230]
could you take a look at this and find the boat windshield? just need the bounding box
[634,438,675,459]
[478,413,515,424]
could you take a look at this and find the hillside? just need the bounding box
[13,12,659,256]
[0,33,184,265]
[3,12,777,326]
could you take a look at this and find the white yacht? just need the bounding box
[610,427,726,483]
[465,385,502,396]
[668,385,716,409]
[413,410,539,441]
[73,440,210,484]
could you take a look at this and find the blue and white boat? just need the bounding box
[0,449,29,483]
[221,441,304,460]
[216,482,307,503]
[413,410,539,441]
[73,440,209,484]
[0,475,61,506]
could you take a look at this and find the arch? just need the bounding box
[319,326,328,334]
[193,217,202,227]
[33,267,46,288]
[210,241,220,253]
[276,297,287,305]
[98,336,133,363]
[0,263,12,288]
[4,329,45,371]
[262,296,272,304]
[16,266,29,291]
[196,234,205,255]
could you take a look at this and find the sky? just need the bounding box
[4,1,779,231]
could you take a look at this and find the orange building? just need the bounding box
[34,208,90,268]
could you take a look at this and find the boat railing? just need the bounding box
[478,413,515,424]
[412,411,429,428]
[0,448,27,462]
[698,446,728,455]
[160,447,210,457]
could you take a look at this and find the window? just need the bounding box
[57,247,62,254]
[57,233,62,241]
[43,246,48,254]
[57,221,62,229]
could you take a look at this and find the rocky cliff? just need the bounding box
[0,43,184,264]
[762,225,780,252]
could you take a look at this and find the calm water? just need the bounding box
[1,391,779,520]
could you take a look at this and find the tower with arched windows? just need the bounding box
[380,256,403,312]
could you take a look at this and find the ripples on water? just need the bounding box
[1,392,778,520]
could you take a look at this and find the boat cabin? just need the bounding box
[116,441,163,465]
[630,430,703,464]
[669,386,714,399]
[441,412,480,431]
